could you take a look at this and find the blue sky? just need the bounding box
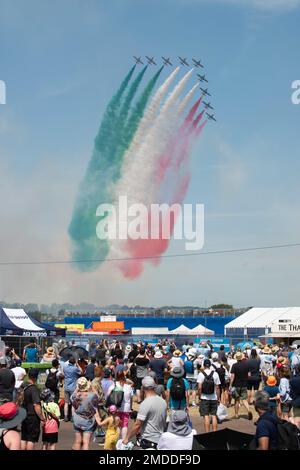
[0,0,300,307]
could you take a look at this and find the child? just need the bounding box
[41,389,60,450]
[263,376,280,415]
[98,405,120,450]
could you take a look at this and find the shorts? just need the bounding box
[136,377,144,390]
[188,379,197,391]
[233,387,248,401]
[118,411,130,428]
[21,415,41,443]
[64,390,73,404]
[199,399,218,417]
[42,432,58,444]
[247,380,260,391]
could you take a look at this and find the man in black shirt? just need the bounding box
[230,352,252,420]
[149,351,167,386]
[21,368,45,450]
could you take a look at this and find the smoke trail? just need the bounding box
[68,67,136,271]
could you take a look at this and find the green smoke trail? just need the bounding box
[68,67,135,271]
[68,67,163,271]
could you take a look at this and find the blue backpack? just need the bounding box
[184,359,194,375]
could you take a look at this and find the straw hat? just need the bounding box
[235,352,244,361]
[154,350,163,359]
[173,350,182,357]
[46,347,55,355]
[77,377,90,392]
[262,346,271,354]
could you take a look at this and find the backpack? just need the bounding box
[202,371,215,395]
[45,370,59,391]
[277,419,300,450]
[170,377,186,404]
[262,414,300,450]
[212,363,226,387]
[184,360,194,375]
[106,383,124,408]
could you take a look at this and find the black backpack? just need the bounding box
[106,383,124,408]
[212,363,226,387]
[45,370,59,391]
[277,419,300,450]
[170,378,186,404]
[202,371,215,395]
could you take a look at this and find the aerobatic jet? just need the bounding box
[133,56,143,64]
[162,56,172,66]
[203,101,214,110]
[197,73,208,83]
[200,87,211,97]
[206,113,217,122]
[178,56,189,66]
[192,59,204,68]
[145,56,157,65]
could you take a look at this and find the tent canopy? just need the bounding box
[169,324,192,334]
[190,324,215,335]
[0,308,65,337]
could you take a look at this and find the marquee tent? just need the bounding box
[190,324,215,336]
[169,324,193,334]
[0,308,65,337]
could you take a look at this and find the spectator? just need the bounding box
[45,359,63,404]
[122,376,167,449]
[85,357,97,381]
[41,389,60,450]
[247,349,261,405]
[41,347,56,364]
[157,410,196,450]
[168,350,184,371]
[21,369,45,450]
[11,359,26,402]
[101,368,114,400]
[134,348,150,404]
[278,367,292,420]
[23,342,39,363]
[0,402,26,450]
[230,352,252,420]
[197,358,221,432]
[290,364,300,425]
[263,376,280,414]
[0,357,16,403]
[149,350,167,386]
[62,356,82,422]
[254,390,279,450]
[184,350,198,407]
[166,366,189,411]
[70,377,101,450]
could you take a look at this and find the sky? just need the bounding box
[0,0,300,308]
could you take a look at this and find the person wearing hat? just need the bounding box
[166,367,189,411]
[260,346,276,379]
[62,356,82,422]
[133,348,150,404]
[197,359,221,432]
[70,377,101,450]
[0,402,26,450]
[168,350,184,371]
[230,352,253,420]
[263,376,280,414]
[122,375,167,449]
[184,350,198,407]
[41,389,60,450]
[21,368,45,450]
[41,347,57,364]
[149,350,167,386]
[157,410,196,450]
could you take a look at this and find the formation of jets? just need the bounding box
[132,56,216,122]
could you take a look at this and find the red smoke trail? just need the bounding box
[118,101,206,280]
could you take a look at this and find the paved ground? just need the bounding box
[49,402,257,450]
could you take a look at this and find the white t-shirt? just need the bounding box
[227,358,237,373]
[118,382,132,413]
[157,429,196,450]
[11,366,26,389]
[197,368,220,400]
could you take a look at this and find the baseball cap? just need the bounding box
[203,359,211,368]
[142,376,157,389]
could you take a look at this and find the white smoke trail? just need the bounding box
[178,83,198,115]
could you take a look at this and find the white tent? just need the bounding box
[169,324,192,334]
[190,324,214,336]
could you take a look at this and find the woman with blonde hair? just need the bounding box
[70,377,101,450]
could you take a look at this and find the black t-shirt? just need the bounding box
[231,360,250,387]
[23,384,41,417]
[0,368,15,401]
[128,350,139,362]
[149,359,167,379]
[247,358,261,380]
